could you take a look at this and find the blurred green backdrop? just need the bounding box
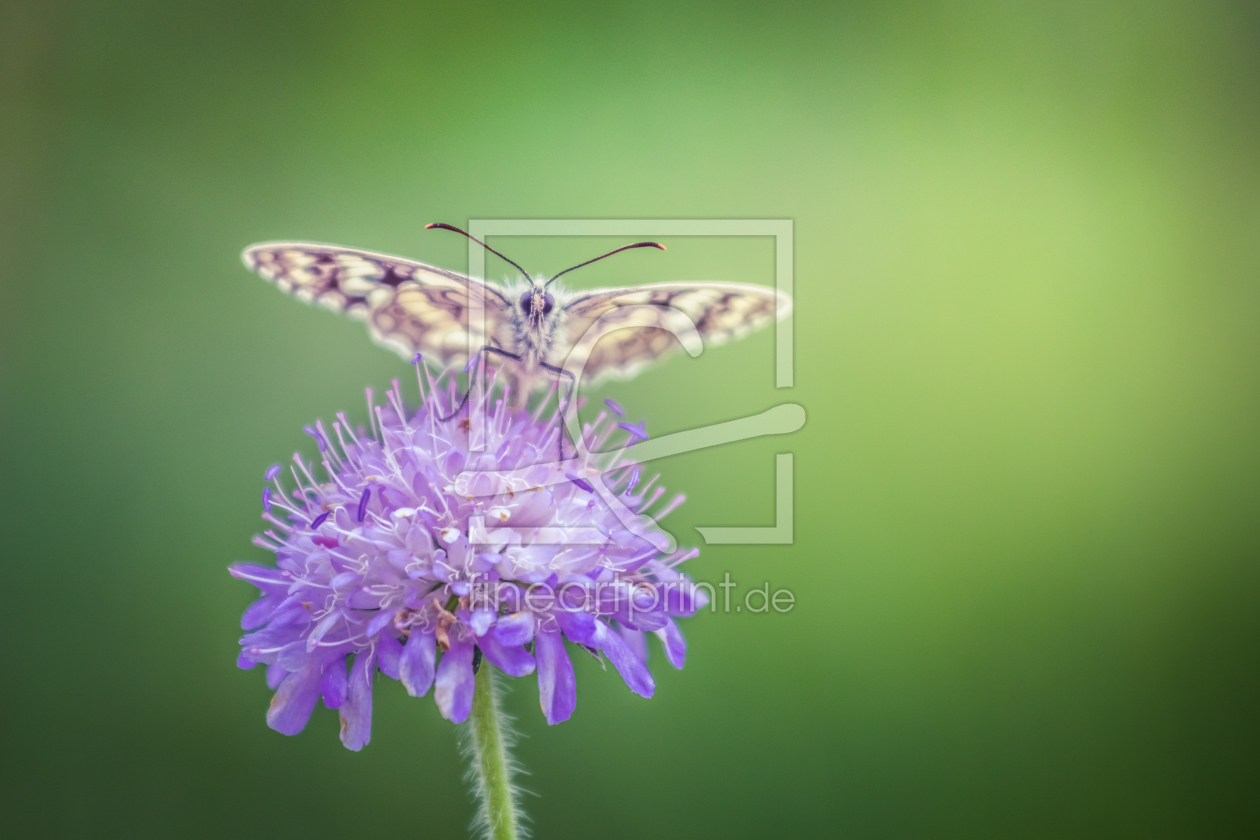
[3,1,1259,837]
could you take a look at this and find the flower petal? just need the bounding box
[494,611,535,647]
[535,628,576,725]
[476,634,535,677]
[321,655,348,708]
[434,634,475,723]
[470,606,495,636]
[265,661,287,690]
[553,609,598,646]
[376,633,403,680]
[306,611,342,652]
[366,608,397,637]
[241,595,277,630]
[593,619,654,698]
[266,662,321,736]
[339,650,375,751]
[617,622,649,664]
[400,628,436,697]
[276,640,310,672]
[654,617,687,669]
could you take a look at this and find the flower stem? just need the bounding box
[467,663,521,840]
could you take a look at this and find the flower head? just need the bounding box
[233,369,704,750]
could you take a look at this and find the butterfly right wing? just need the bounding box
[242,242,512,365]
[558,282,791,385]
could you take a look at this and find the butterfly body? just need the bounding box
[242,241,791,398]
[503,279,566,378]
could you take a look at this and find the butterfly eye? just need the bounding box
[519,291,535,312]
[541,293,555,315]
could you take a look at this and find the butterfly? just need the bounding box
[242,224,791,405]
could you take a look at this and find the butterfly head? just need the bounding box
[520,287,556,324]
[424,222,666,334]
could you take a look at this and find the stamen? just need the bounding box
[264,464,281,481]
[604,398,625,417]
[336,413,362,446]
[332,420,355,460]
[654,493,686,520]
[365,388,378,441]
[640,486,666,513]
[664,547,700,568]
[387,388,409,429]
[374,407,402,473]
[292,455,321,497]
[262,493,305,518]
[262,488,272,512]
[532,381,559,423]
[411,353,427,405]
[357,488,371,522]
[618,421,648,442]
[311,511,330,529]
[288,464,309,501]
[421,364,439,418]
[322,462,355,499]
[566,473,595,493]
[589,412,620,451]
[302,428,327,453]
[624,468,641,495]
[316,420,342,467]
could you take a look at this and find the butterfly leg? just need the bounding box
[438,346,522,422]
[539,361,578,461]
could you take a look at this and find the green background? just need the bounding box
[3,1,1258,837]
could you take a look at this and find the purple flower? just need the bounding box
[234,374,704,749]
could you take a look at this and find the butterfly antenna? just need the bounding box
[544,242,666,288]
[425,222,531,279]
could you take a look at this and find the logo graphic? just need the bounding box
[460,219,801,549]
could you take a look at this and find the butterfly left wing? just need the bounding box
[242,242,511,365]
[558,282,791,385]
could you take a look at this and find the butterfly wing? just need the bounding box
[559,282,791,385]
[242,242,511,364]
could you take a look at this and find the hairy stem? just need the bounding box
[467,663,521,840]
